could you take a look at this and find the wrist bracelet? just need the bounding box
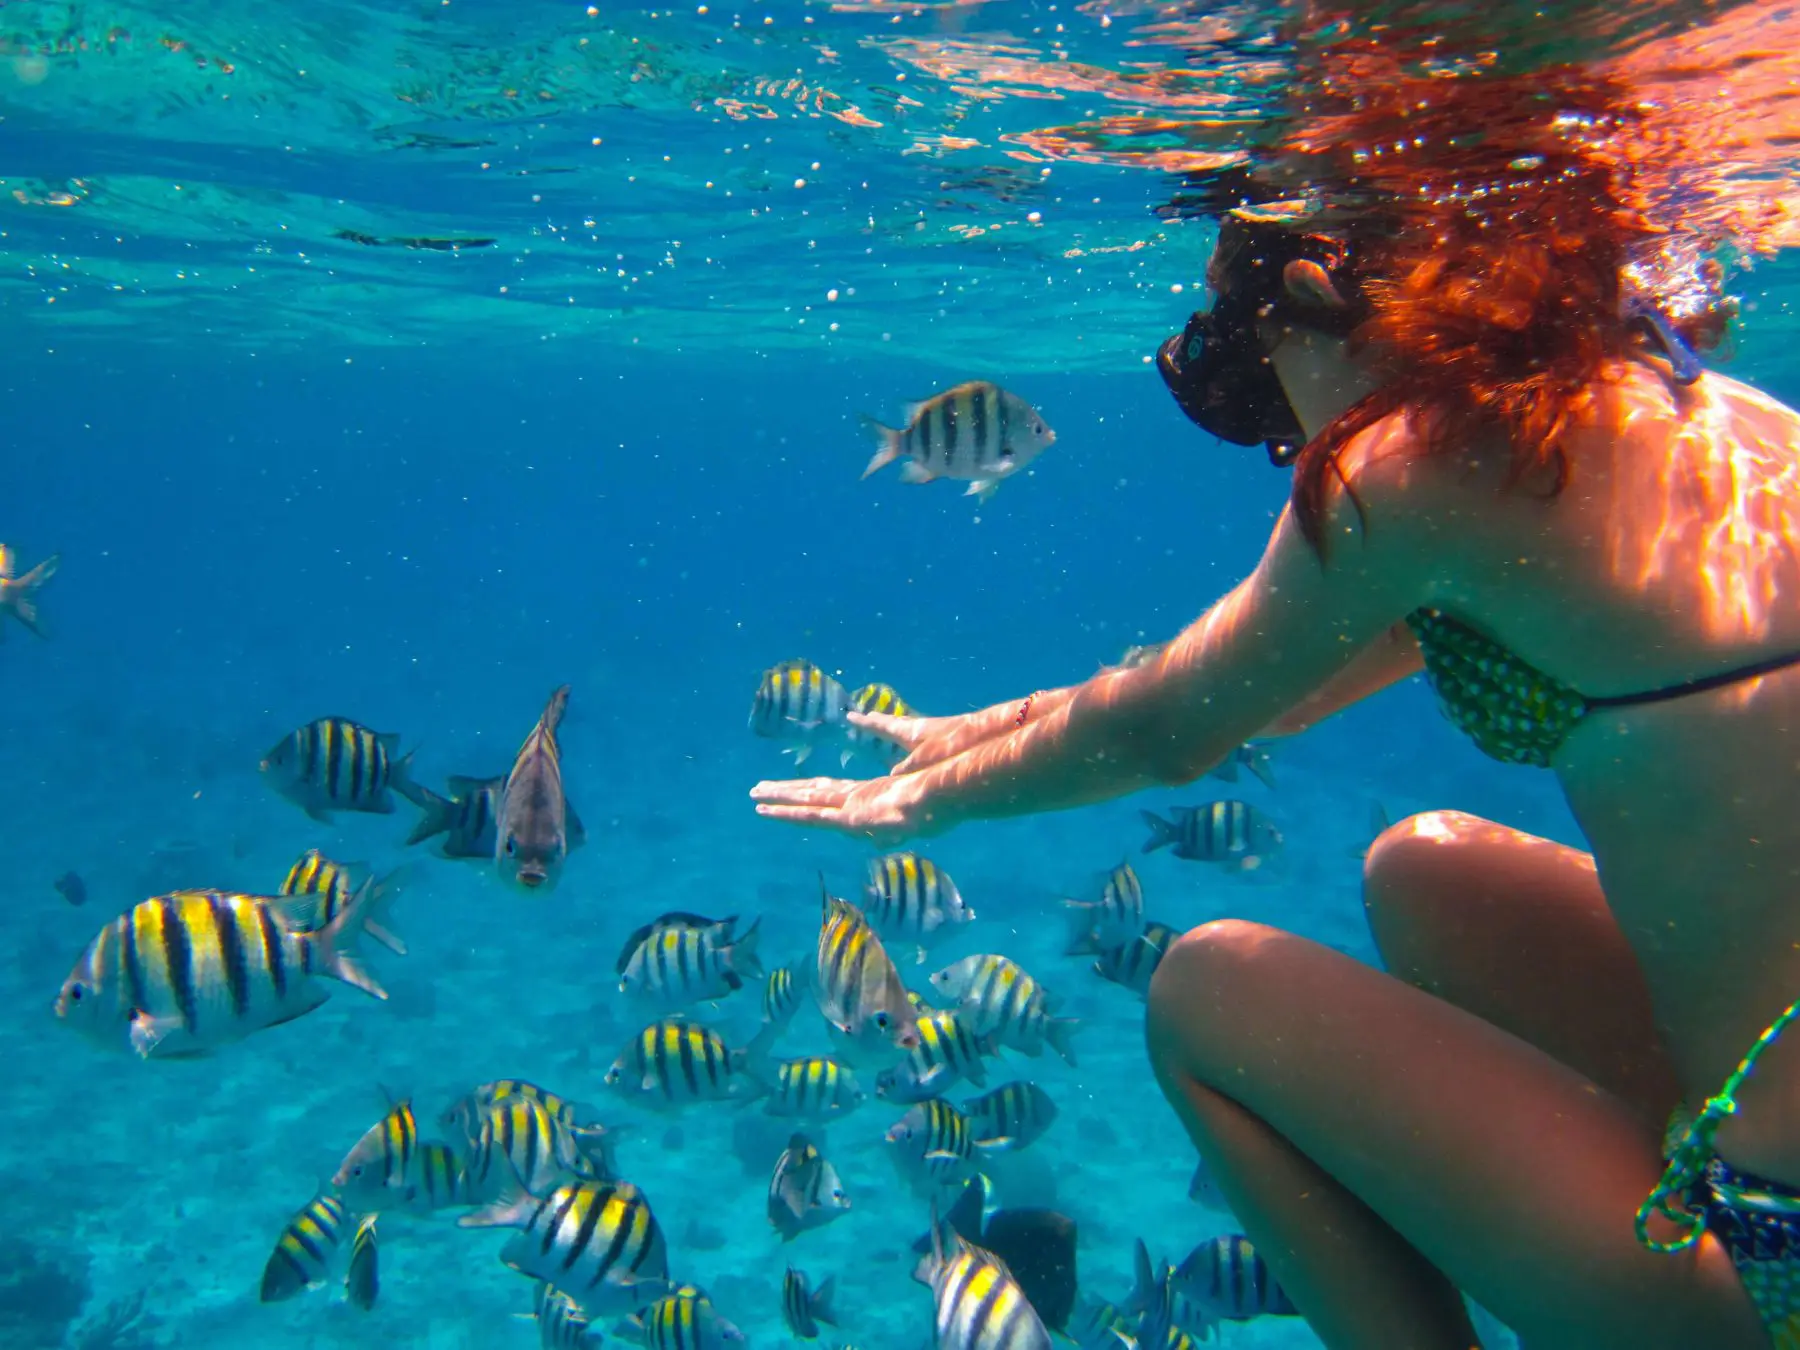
[1014,691,1044,728]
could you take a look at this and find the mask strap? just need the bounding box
[1623,295,1704,386]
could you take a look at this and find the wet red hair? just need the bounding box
[1264,53,1729,553]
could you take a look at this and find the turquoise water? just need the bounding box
[3,1,1798,1347]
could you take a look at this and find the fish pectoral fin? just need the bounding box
[304,804,333,824]
[641,1073,661,1092]
[965,478,1000,501]
[566,802,587,847]
[128,1010,179,1059]
[922,1150,963,1163]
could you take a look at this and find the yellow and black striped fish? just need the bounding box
[762,965,802,1030]
[928,954,1078,1067]
[861,381,1057,501]
[401,772,504,858]
[781,1268,838,1341]
[462,1095,602,1201]
[279,849,407,955]
[259,1194,350,1303]
[865,853,975,953]
[345,1215,379,1311]
[1140,801,1283,872]
[443,1079,619,1181]
[842,682,916,767]
[750,660,849,766]
[404,1140,478,1213]
[535,1283,600,1348]
[54,888,387,1058]
[622,1285,748,1350]
[497,685,582,891]
[815,892,920,1061]
[604,1019,767,1109]
[459,1180,671,1316]
[885,1098,983,1195]
[619,918,764,1008]
[877,1010,992,1103]
[260,716,413,821]
[1169,1235,1299,1331]
[768,1056,866,1121]
[962,1080,1058,1153]
[333,1100,423,1212]
[1093,921,1177,999]
[1062,861,1145,957]
[915,1217,1053,1350]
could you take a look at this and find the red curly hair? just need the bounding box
[1267,51,1728,553]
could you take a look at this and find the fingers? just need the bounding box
[749,778,857,808]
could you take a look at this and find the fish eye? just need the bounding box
[873,1011,890,1030]
[504,838,517,856]
[351,1165,365,1178]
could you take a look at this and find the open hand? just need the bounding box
[750,769,948,844]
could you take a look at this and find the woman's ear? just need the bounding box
[1283,259,1348,311]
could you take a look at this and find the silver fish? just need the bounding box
[876,1009,993,1104]
[621,1286,748,1350]
[767,1056,867,1121]
[768,1131,852,1241]
[861,381,1056,501]
[885,1099,985,1197]
[498,685,584,890]
[259,1194,351,1303]
[603,1019,768,1110]
[865,853,975,955]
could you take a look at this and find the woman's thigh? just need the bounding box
[1146,920,1764,1350]
[1364,810,1680,1128]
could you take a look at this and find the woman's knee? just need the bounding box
[1147,919,1307,1085]
[1363,810,1491,927]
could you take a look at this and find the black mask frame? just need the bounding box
[1157,217,1362,467]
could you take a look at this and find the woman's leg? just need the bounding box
[1146,921,1765,1350]
[1363,810,1681,1129]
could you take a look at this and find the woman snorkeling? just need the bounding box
[751,44,1800,1350]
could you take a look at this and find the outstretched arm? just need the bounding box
[752,494,1429,841]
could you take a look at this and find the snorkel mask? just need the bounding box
[1157,216,1363,467]
[1160,215,1711,468]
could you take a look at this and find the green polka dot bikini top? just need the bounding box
[1405,607,1800,768]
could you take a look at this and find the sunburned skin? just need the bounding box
[751,324,1800,1347]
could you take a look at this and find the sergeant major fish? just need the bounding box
[886,1098,988,1197]
[768,1131,852,1241]
[55,886,387,1058]
[498,685,584,890]
[865,853,975,959]
[1092,922,1177,999]
[0,544,57,637]
[615,912,738,978]
[767,1056,866,1121]
[842,682,916,768]
[333,1099,425,1212]
[619,917,764,1008]
[876,1009,993,1104]
[535,1284,602,1349]
[782,1267,838,1340]
[751,660,849,767]
[915,1213,1053,1350]
[861,381,1056,501]
[603,1019,768,1110]
[459,1179,671,1315]
[1140,801,1283,872]
[345,1215,379,1311]
[961,1080,1058,1153]
[259,1194,351,1303]
[815,889,922,1063]
[279,849,407,956]
[928,954,1078,1067]
[1062,861,1145,957]
[401,774,504,858]
[260,716,414,821]
[620,1286,748,1350]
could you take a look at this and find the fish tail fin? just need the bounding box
[859,415,904,479]
[311,878,389,1001]
[5,553,58,637]
[541,684,572,738]
[361,865,409,957]
[1247,753,1276,791]
[456,1175,535,1230]
[1139,809,1178,854]
[732,915,765,983]
[811,1276,838,1326]
[401,783,456,846]
[1046,1017,1080,1068]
